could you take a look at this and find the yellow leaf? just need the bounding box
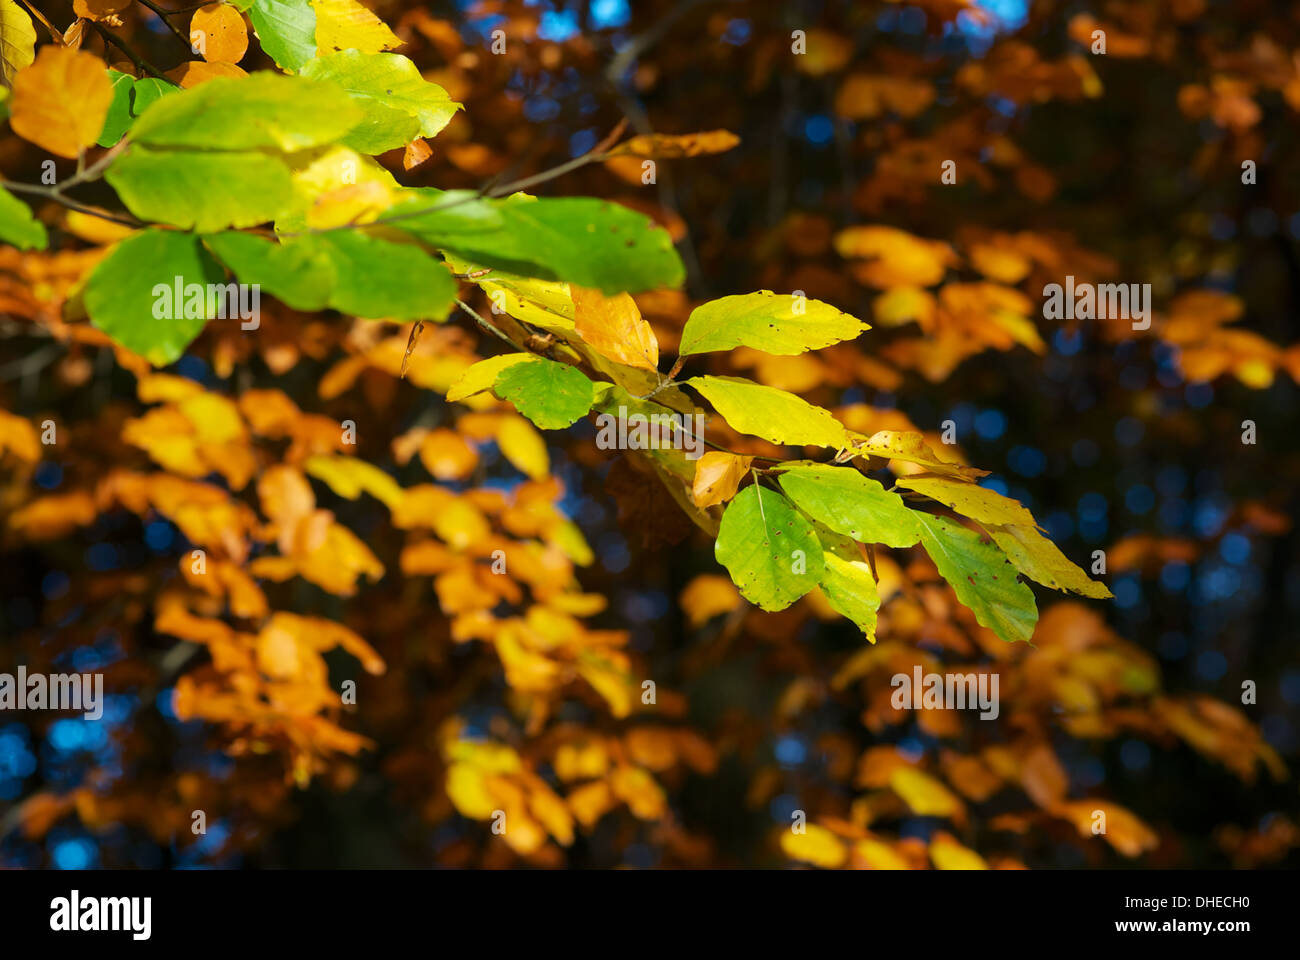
[61,209,134,244]
[304,454,404,510]
[873,287,936,330]
[11,47,113,158]
[190,3,249,64]
[9,492,97,539]
[930,833,988,869]
[446,763,496,820]
[833,226,958,288]
[527,783,575,846]
[136,373,204,403]
[577,656,634,718]
[177,392,247,445]
[496,415,549,480]
[686,375,850,449]
[889,767,964,819]
[1053,800,1158,858]
[989,523,1112,598]
[690,451,752,508]
[311,0,401,55]
[851,430,987,480]
[306,180,393,229]
[568,780,614,828]
[0,410,41,463]
[572,286,659,372]
[446,354,536,403]
[853,836,910,869]
[780,824,847,868]
[0,0,36,87]
[896,475,1038,527]
[418,428,477,480]
[609,765,667,820]
[679,573,742,627]
[432,498,490,550]
[969,243,1031,284]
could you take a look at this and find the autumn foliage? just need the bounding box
[0,0,1298,870]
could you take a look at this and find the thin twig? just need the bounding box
[136,0,194,47]
[91,21,172,81]
[0,181,143,228]
[454,298,517,347]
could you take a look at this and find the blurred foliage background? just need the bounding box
[1,0,1298,869]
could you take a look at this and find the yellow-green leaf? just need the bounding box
[818,553,880,641]
[446,354,538,403]
[914,511,1037,645]
[679,290,867,356]
[686,375,849,449]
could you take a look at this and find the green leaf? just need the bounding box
[913,512,1038,645]
[776,462,920,547]
[203,232,335,311]
[492,357,596,429]
[131,77,173,115]
[309,230,455,320]
[388,190,505,236]
[97,69,134,147]
[715,485,823,612]
[401,194,684,294]
[301,51,460,154]
[0,185,46,250]
[249,0,317,72]
[84,229,226,365]
[106,147,295,232]
[819,553,880,641]
[679,290,868,356]
[685,375,850,449]
[128,73,360,151]
[97,73,177,147]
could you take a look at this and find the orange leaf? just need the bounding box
[607,130,740,159]
[572,286,659,372]
[190,3,249,64]
[403,137,433,170]
[11,46,113,158]
[166,60,248,87]
[690,451,753,508]
[71,0,131,22]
